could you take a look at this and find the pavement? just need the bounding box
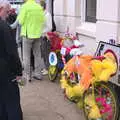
[20,76,85,120]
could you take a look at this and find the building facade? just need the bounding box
[47,0,120,54]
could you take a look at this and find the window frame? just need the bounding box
[76,0,97,38]
[85,0,97,23]
[81,0,97,23]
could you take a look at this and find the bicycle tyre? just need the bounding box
[48,65,58,81]
[83,82,119,120]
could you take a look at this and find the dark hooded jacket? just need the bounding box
[0,18,22,84]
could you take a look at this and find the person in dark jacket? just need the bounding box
[0,0,23,120]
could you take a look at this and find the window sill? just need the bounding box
[76,22,96,38]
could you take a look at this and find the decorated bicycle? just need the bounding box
[47,29,83,81]
[47,31,63,81]
[60,41,120,120]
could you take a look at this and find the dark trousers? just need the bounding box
[40,36,50,69]
[0,81,23,120]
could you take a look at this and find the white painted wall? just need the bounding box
[66,0,75,16]
[78,35,97,55]
[97,0,119,21]
[54,0,81,33]
[96,0,120,43]
[96,21,118,42]
[54,0,63,15]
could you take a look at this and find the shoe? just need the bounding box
[33,76,42,80]
[29,79,32,82]
[41,69,44,73]
[42,69,48,75]
[41,69,47,73]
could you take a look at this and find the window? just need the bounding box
[85,0,96,23]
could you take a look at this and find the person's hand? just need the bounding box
[16,76,22,81]
[16,76,26,86]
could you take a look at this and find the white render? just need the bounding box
[96,0,120,44]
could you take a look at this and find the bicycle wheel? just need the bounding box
[83,82,119,120]
[48,65,58,81]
